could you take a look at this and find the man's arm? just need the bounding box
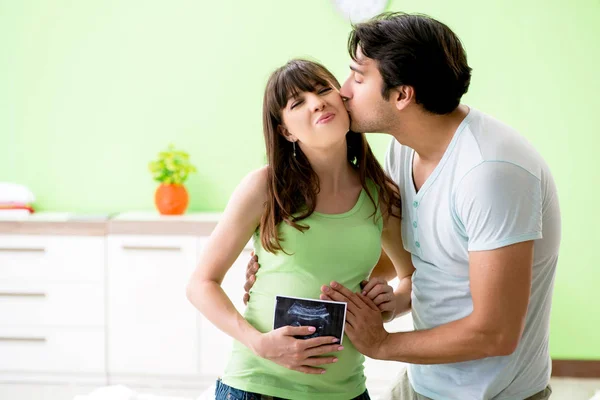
[323,240,533,363]
[374,240,533,363]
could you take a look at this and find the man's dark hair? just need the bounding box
[349,12,472,115]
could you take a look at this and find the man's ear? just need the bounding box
[392,85,415,111]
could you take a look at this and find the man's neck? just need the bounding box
[389,104,470,164]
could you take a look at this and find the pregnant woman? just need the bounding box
[186,59,413,400]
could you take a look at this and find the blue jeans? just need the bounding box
[215,379,371,400]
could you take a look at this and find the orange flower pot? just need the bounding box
[154,183,189,215]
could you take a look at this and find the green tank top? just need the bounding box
[222,180,383,400]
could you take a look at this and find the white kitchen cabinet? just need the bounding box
[0,213,412,396]
[0,235,105,283]
[106,230,254,385]
[0,282,104,327]
[106,234,201,378]
[0,231,106,384]
[0,327,105,373]
[0,213,250,389]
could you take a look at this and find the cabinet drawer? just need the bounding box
[0,327,105,373]
[107,235,200,376]
[0,283,104,327]
[0,235,104,283]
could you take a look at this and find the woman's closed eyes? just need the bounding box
[290,87,333,110]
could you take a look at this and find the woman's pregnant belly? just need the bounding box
[243,271,365,383]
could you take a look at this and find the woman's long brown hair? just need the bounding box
[260,59,401,253]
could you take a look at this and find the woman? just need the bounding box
[186,59,413,400]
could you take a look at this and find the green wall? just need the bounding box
[1,0,598,360]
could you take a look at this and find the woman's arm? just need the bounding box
[186,168,266,350]
[369,250,399,282]
[186,167,341,373]
[373,185,415,319]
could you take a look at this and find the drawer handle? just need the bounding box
[0,292,46,298]
[0,337,46,343]
[122,245,181,252]
[0,247,45,253]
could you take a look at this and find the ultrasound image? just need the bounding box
[273,296,346,343]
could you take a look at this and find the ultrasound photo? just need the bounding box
[273,295,347,344]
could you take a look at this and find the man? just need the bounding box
[245,12,560,400]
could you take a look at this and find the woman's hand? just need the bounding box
[361,278,396,322]
[251,326,343,374]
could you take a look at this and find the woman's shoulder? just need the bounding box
[223,166,270,226]
[243,165,269,188]
[237,165,269,205]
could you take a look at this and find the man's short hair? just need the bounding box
[349,12,472,115]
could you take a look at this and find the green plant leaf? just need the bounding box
[148,144,197,184]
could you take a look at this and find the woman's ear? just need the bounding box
[278,125,297,143]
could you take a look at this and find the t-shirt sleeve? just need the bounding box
[454,161,543,251]
[384,138,399,177]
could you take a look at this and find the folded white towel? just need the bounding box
[0,182,35,204]
[0,209,31,220]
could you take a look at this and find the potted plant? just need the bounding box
[148,144,197,215]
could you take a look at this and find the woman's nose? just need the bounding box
[308,95,326,111]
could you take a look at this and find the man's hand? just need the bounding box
[251,326,343,374]
[320,281,389,358]
[243,251,259,305]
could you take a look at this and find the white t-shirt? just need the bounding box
[385,107,561,400]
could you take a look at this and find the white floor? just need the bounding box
[0,378,599,400]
